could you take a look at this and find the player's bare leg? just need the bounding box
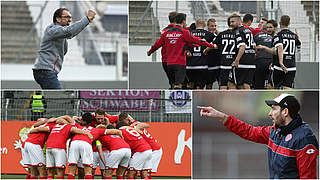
[283,86,292,90]
[37,165,47,178]
[104,169,115,179]
[56,168,65,179]
[127,170,136,179]
[186,82,194,89]
[267,83,274,89]
[141,170,149,179]
[116,166,127,178]
[30,166,39,178]
[242,83,251,90]
[173,84,183,89]
[68,164,77,178]
[219,85,228,90]
[47,168,55,178]
[227,81,237,89]
[84,165,93,179]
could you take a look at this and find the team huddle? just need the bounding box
[21,109,162,179]
[148,12,301,90]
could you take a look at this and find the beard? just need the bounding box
[274,116,286,128]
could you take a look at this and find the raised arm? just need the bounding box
[198,106,271,144]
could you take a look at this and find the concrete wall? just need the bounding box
[129,62,319,89]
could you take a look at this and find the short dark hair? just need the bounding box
[116,121,128,129]
[53,8,69,23]
[261,17,268,22]
[107,124,115,129]
[118,112,129,122]
[267,19,278,28]
[280,15,290,27]
[243,14,253,23]
[168,11,178,23]
[176,13,186,24]
[95,108,105,115]
[81,112,93,125]
[189,23,196,31]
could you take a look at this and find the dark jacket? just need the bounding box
[224,115,318,178]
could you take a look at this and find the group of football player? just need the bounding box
[21,108,162,179]
[148,12,300,90]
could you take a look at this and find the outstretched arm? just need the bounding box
[197,106,271,144]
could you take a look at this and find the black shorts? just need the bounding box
[219,69,230,86]
[272,69,295,88]
[162,62,171,84]
[228,67,255,86]
[167,65,186,85]
[254,58,272,89]
[186,69,206,88]
[206,68,220,84]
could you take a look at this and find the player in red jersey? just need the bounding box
[96,124,131,179]
[119,112,162,179]
[29,116,93,179]
[148,13,216,89]
[89,108,119,127]
[24,118,57,179]
[67,112,122,179]
[116,121,152,179]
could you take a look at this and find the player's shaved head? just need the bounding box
[195,19,206,28]
[280,15,290,27]
[168,11,178,23]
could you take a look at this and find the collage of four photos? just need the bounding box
[1,0,319,179]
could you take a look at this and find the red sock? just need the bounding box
[40,176,47,179]
[29,176,36,179]
[67,174,75,179]
[105,176,112,179]
[48,176,54,179]
[128,178,134,179]
[26,174,31,179]
[116,176,123,179]
[57,177,64,179]
[148,175,152,179]
[85,175,93,179]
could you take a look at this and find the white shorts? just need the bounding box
[24,142,45,166]
[93,151,109,169]
[128,149,152,171]
[68,140,93,167]
[20,147,29,168]
[151,148,163,173]
[46,148,67,168]
[106,148,131,169]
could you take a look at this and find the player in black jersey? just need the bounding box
[206,16,238,90]
[228,13,254,90]
[254,19,278,89]
[257,15,301,89]
[186,19,215,89]
[205,18,220,89]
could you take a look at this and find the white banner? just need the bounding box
[165,90,192,114]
